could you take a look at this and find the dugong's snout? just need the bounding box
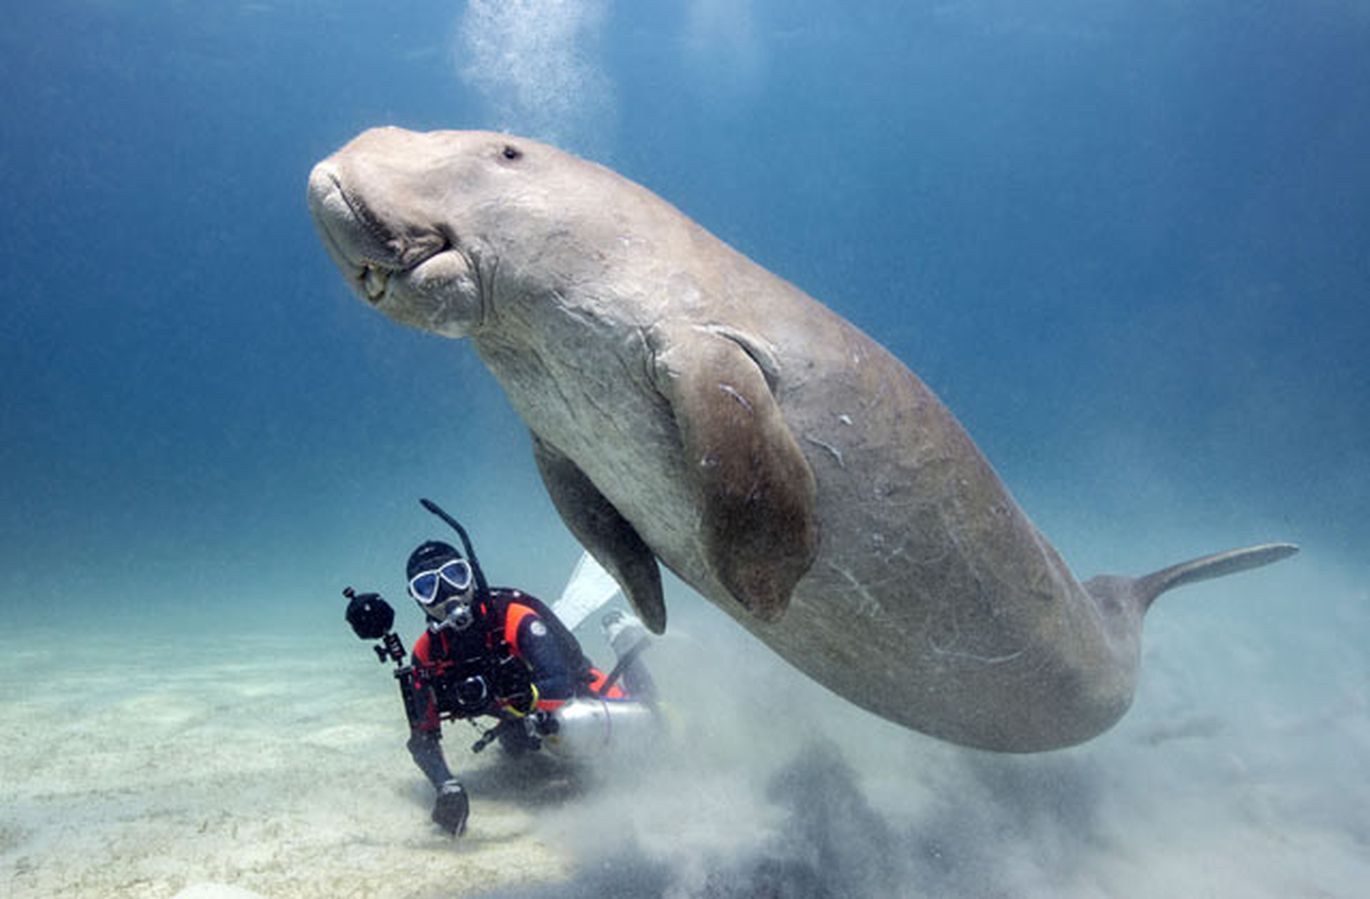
[307,162,382,300]
[307,148,483,338]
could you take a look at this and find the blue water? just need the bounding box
[2,1,1367,895]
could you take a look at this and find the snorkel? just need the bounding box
[419,497,492,607]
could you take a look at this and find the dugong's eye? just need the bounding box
[501,144,523,161]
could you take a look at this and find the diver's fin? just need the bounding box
[532,434,667,634]
[1134,542,1299,611]
[552,551,624,634]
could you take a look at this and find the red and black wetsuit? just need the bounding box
[404,587,628,787]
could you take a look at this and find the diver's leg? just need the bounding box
[602,611,657,700]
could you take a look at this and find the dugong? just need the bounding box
[308,128,1297,751]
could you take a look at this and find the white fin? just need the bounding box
[552,550,623,632]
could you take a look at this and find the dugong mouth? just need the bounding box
[308,166,449,304]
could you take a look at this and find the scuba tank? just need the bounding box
[539,697,661,761]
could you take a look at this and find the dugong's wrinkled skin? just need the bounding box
[308,128,1296,751]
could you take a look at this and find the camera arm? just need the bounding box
[344,586,426,722]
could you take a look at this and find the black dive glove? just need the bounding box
[432,779,469,836]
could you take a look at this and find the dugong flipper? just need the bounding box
[532,434,668,632]
[307,127,1299,751]
[650,322,819,624]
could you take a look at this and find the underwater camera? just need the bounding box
[344,586,406,665]
[344,586,428,728]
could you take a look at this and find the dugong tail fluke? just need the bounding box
[1084,543,1300,618]
[1133,542,1300,611]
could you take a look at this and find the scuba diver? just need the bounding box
[344,499,657,837]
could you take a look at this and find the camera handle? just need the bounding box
[374,631,406,666]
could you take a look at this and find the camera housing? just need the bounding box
[346,589,395,640]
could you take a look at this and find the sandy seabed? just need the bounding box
[3,568,1368,899]
[0,627,576,899]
